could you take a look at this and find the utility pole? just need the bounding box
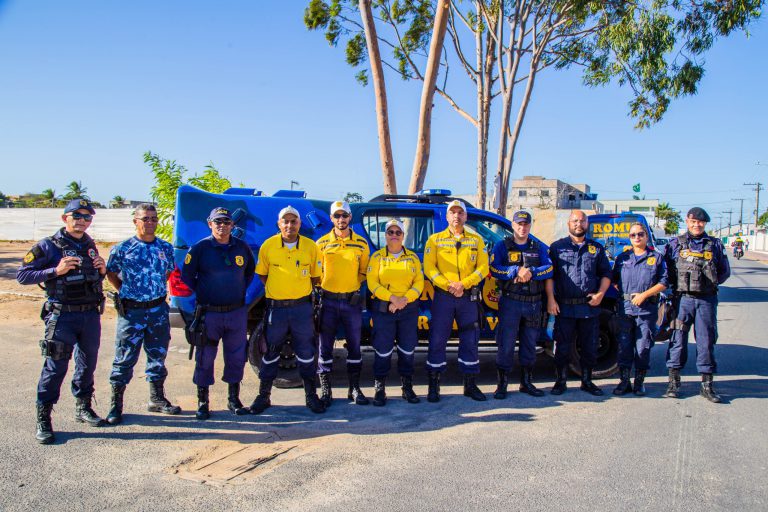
[732,198,745,234]
[723,209,733,236]
[744,182,763,234]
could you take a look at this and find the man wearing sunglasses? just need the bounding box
[663,207,730,402]
[181,207,256,419]
[489,210,553,399]
[103,204,181,425]
[17,198,107,444]
[315,200,370,407]
[423,199,489,402]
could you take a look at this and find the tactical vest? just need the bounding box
[675,235,718,295]
[45,230,104,305]
[501,237,544,295]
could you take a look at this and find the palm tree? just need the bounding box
[41,188,58,207]
[64,181,89,200]
[111,195,125,208]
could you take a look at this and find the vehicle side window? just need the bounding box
[362,211,434,252]
[465,216,514,252]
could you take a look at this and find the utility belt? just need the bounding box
[184,302,243,359]
[108,292,166,317]
[202,302,243,313]
[321,289,362,306]
[501,290,543,303]
[559,296,591,306]
[622,293,658,304]
[266,295,312,309]
[38,299,104,360]
[677,291,717,299]
[435,285,483,302]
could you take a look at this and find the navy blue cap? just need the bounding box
[512,210,531,224]
[686,207,710,222]
[64,198,95,214]
[208,207,232,221]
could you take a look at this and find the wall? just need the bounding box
[0,209,137,242]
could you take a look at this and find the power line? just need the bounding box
[744,182,764,231]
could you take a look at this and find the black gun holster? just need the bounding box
[39,303,74,360]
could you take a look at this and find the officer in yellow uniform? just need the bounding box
[249,206,326,414]
[424,200,489,402]
[367,219,424,405]
[315,200,370,407]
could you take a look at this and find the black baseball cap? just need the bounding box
[64,198,95,214]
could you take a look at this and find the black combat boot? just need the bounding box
[427,371,441,403]
[372,378,387,406]
[551,366,568,395]
[249,379,273,414]
[700,373,722,403]
[195,386,210,420]
[318,373,333,408]
[612,367,632,396]
[36,403,55,445]
[148,379,182,415]
[493,368,509,400]
[303,377,326,414]
[401,375,420,404]
[226,382,248,415]
[463,375,487,401]
[519,367,545,397]
[633,369,647,396]
[106,384,126,425]
[74,395,106,427]
[580,368,604,396]
[347,372,369,405]
[663,368,681,398]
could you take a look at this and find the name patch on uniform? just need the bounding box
[184,253,192,264]
[647,257,656,265]
[235,255,244,267]
[508,251,521,263]
[23,252,34,263]
[588,245,597,254]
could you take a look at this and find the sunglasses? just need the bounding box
[386,230,403,236]
[333,213,350,219]
[70,213,93,221]
[213,219,232,226]
[137,216,159,223]
[629,232,646,238]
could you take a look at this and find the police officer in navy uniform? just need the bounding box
[315,200,370,407]
[104,204,181,425]
[547,210,611,396]
[181,207,256,419]
[611,222,668,396]
[249,206,326,414]
[17,198,107,444]
[489,210,552,399]
[663,207,730,402]
[423,200,489,402]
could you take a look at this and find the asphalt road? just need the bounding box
[0,257,766,511]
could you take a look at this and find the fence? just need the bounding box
[0,209,137,242]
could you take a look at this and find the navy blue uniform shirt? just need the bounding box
[489,235,553,282]
[549,236,612,318]
[612,247,668,316]
[180,235,256,306]
[17,229,98,287]
[664,233,730,293]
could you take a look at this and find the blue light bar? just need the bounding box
[417,189,452,196]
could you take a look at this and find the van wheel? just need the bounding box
[568,313,619,378]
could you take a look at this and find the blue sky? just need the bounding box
[1,1,766,225]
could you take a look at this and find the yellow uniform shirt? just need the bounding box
[367,248,424,303]
[423,227,489,291]
[256,234,321,300]
[316,229,370,293]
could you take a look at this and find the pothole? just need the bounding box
[171,434,318,486]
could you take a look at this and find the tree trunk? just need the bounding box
[360,0,397,194]
[475,1,485,209]
[407,0,451,194]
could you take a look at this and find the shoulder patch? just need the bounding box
[23,252,35,264]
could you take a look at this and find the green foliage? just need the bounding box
[144,151,232,241]
[344,191,364,203]
[63,181,89,200]
[656,202,682,234]
[758,211,768,229]
[664,219,680,235]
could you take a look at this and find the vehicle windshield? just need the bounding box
[588,214,649,260]
[465,216,514,251]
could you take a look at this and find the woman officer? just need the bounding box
[366,219,424,406]
[611,222,668,396]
